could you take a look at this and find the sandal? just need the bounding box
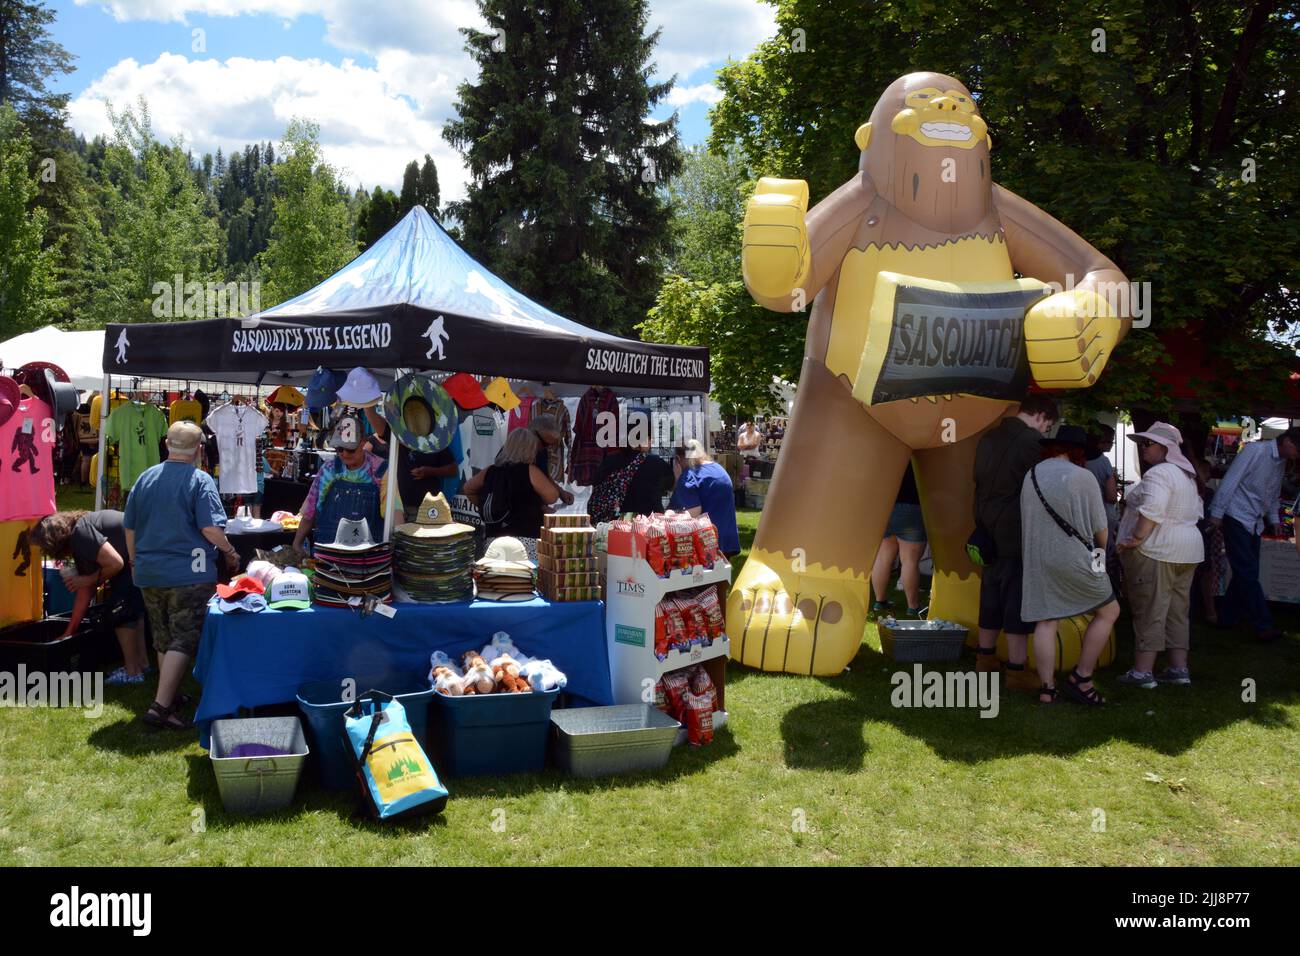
[1037,684,1060,705]
[141,700,192,731]
[1062,667,1106,707]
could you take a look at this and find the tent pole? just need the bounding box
[94,373,110,511]
[381,370,403,542]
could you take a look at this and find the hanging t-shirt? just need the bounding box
[89,391,126,431]
[0,396,57,522]
[464,407,507,472]
[206,403,268,494]
[508,395,537,433]
[0,519,43,627]
[104,402,169,491]
[169,398,204,426]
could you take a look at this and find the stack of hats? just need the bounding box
[243,560,313,611]
[312,518,393,608]
[214,574,269,613]
[392,493,476,603]
[474,537,538,602]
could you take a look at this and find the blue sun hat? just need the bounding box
[381,372,458,454]
[307,367,348,408]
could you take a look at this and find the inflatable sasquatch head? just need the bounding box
[857,72,994,233]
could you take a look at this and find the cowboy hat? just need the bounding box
[325,517,382,551]
[381,372,458,454]
[43,368,80,422]
[395,492,475,539]
[0,376,19,429]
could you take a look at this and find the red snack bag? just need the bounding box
[663,599,690,651]
[692,517,720,567]
[653,679,667,712]
[695,587,725,638]
[688,664,714,698]
[676,595,709,645]
[654,602,670,659]
[667,518,697,571]
[684,691,714,746]
[641,518,669,576]
[661,670,691,722]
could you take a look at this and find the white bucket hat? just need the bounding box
[1129,421,1196,477]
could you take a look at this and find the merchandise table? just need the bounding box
[193,596,610,746]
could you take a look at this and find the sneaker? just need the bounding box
[1117,669,1158,689]
[104,666,146,686]
[1155,667,1191,685]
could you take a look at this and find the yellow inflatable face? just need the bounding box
[890,87,988,150]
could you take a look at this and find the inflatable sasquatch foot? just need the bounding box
[727,547,870,676]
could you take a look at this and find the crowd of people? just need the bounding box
[870,393,1294,707]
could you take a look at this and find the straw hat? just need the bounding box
[396,492,475,539]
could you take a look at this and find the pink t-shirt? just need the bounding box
[0,396,56,521]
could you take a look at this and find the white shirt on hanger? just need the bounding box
[206,403,268,494]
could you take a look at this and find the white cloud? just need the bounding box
[66,53,469,199]
[666,82,722,108]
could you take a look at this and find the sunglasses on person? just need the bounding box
[1135,438,1158,449]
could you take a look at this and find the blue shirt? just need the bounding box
[1210,438,1285,534]
[671,461,739,553]
[124,461,227,587]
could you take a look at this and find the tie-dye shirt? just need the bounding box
[301,451,389,521]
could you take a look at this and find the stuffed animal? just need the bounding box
[460,652,496,695]
[489,654,532,694]
[432,665,464,696]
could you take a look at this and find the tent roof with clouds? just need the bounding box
[101,206,709,394]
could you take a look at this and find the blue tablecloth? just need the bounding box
[193,597,610,746]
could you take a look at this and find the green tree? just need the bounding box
[0,0,74,137]
[418,154,440,217]
[85,99,221,324]
[398,159,420,215]
[444,0,683,335]
[259,118,358,306]
[357,185,400,248]
[709,0,1300,420]
[641,145,801,416]
[0,103,56,333]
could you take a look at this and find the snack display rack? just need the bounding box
[604,531,731,726]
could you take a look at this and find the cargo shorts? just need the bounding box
[141,582,213,657]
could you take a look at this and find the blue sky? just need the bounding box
[48,0,777,198]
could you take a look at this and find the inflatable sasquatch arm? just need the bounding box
[741,174,877,313]
[993,184,1131,389]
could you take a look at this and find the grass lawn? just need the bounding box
[2,507,1297,865]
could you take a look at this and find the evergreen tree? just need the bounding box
[0,103,57,333]
[398,159,420,215]
[358,186,400,248]
[0,0,74,138]
[418,154,439,216]
[259,118,357,305]
[444,0,682,335]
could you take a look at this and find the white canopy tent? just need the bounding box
[0,325,106,392]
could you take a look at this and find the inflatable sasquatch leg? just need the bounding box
[727,358,911,675]
[913,431,984,639]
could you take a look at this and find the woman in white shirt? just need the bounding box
[1115,422,1205,688]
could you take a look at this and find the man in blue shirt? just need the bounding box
[125,421,237,729]
[671,439,740,556]
[1208,428,1300,642]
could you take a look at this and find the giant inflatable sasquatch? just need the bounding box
[728,72,1131,675]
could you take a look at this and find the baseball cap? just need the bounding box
[267,568,311,610]
[215,574,265,600]
[307,367,347,408]
[244,560,282,590]
[484,377,520,412]
[442,372,489,410]
[217,593,268,614]
[328,414,364,451]
[167,421,203,454]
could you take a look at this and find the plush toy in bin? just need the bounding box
[427,633,568,697]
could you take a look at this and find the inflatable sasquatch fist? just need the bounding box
[729,72,1129,676]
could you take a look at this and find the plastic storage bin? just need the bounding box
[210,717,309,814]
[879,617,968,662]
[429,686,560,777]
[551,704,680,777]
[297,673,434,790]
[0,618,96,675]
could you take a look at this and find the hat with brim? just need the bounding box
[0,376,19,428]
[218,593,268,613]
[443,372,490,410]
[477,536,535,573]
[324,517,381,551]
[1129,421,1197,477]
[307,368,347,408]
[475,589,537,602]
[396,492,475,538]
[266,384,305,408]
[484,377,520,412]
[1040,424,1089,448]
[215,574,266,600]
[42,369,79,422]
[382,373,457,454]
[335,367,384,408]
[267,569,312,610]
[327,415,364,451]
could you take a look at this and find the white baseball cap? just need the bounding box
[268,568,311,610]
[217,593,268,614]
